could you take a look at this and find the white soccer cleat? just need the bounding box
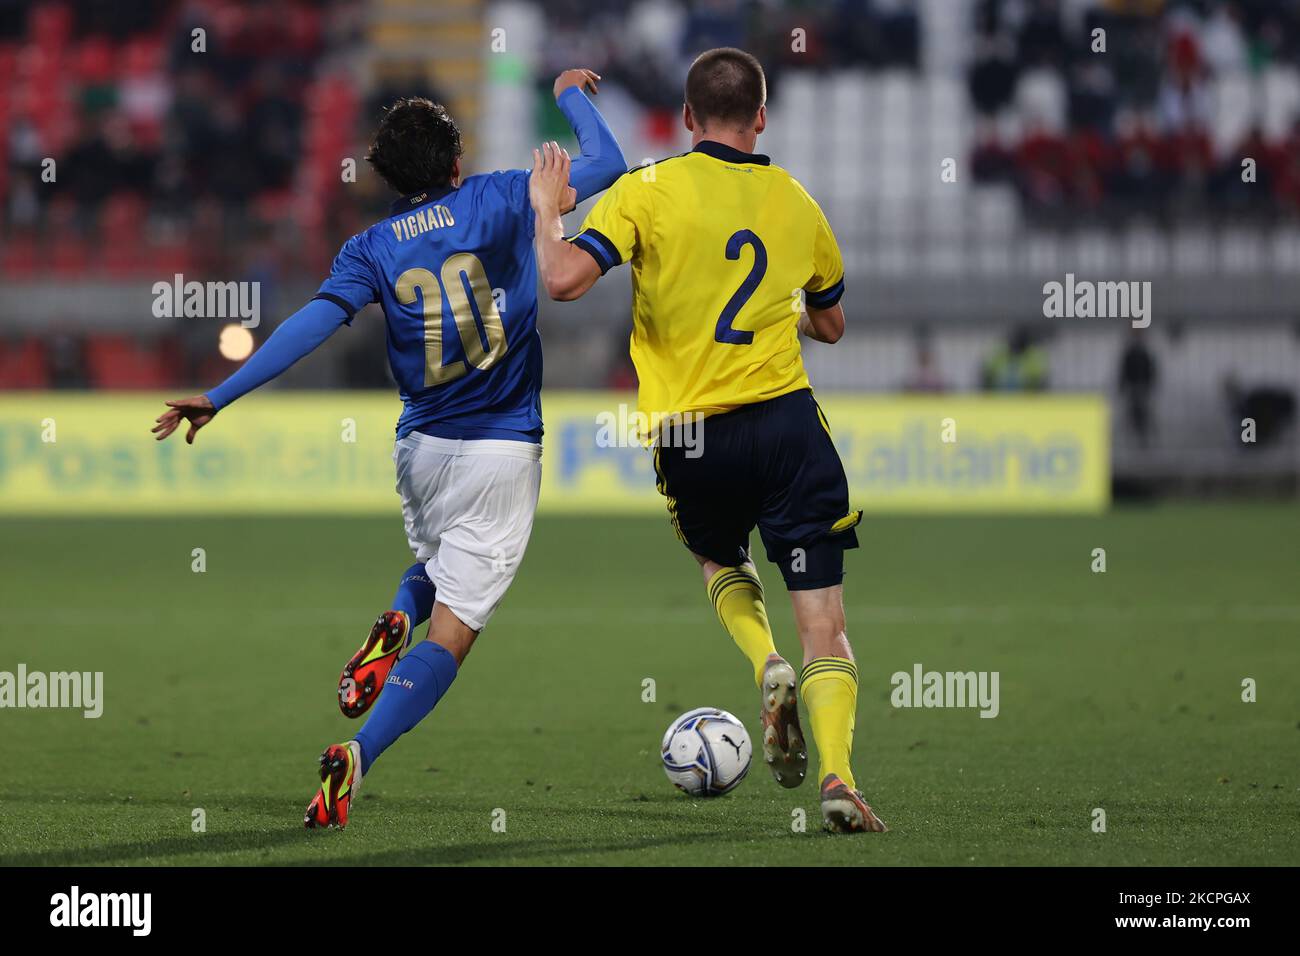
[759,655,807,789]
[820,773,887,833]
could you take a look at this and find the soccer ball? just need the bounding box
[661,707,752,797]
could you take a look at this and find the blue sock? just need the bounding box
[353,641,458,775]
[391,562,436,633]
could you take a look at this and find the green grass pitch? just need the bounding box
[1,506,1297,866]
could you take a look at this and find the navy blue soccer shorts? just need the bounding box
[652,388,861,590]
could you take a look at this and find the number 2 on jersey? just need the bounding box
[715,229,767,345]
[395,253,508,387]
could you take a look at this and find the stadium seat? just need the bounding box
[0,336,50,389]
[85,335,176,389]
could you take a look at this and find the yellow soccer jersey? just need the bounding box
[570,141,845,432]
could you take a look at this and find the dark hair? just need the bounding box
[365,97,463,195]
[685,48,767,131]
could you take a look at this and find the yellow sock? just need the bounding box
[800,657,859,789]
[706,565,777,687]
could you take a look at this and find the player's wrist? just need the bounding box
[531,194,563,220]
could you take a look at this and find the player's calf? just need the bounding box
[338,611,410,718]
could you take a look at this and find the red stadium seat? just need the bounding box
[1,235,39,278]
[0,337,50,389]
[85,335,176,389]
[120,37,164,78]
[50,238,91,277]
[28,4,73,50]
[74,37,115,84]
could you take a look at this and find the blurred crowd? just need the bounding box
[7,0,1300,288]
[970,0,1300,218]
[533,0,919,115]
[0,0,374,389]
[1,0,364,283]
[2,0,1299,417]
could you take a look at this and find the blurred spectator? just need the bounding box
[980,327,1049,392]
[1224,375,1297,450]
[971,0,1300,219]
[971,120,1017,183]
[901,333,947,393]
[1117,330,1157,448]
[63,113,156,213]
[968,33,1019,115]
[49,330,88,389]
[1200,3,1249,74]
[1,0,322,273]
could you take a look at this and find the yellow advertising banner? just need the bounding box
[0,392,1108,514]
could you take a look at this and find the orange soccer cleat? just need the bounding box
[338,611,410,718]
[304,741,362,829]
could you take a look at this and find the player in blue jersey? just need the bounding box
[151,69,626,829]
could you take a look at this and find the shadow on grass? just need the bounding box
[0,822,746,867]
[290,830,745,866]
[0,826,321,866]
[0,793,772,866]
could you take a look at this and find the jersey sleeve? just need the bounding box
[803,198,846,310]
[480,168,533,238]
[313,234,380,323]
[569,172,650,274]
[556,86,627,204]
[205,297,349,411]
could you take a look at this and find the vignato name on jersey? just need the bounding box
[314,171,541,442]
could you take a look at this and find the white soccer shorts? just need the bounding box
[393,432,542,632]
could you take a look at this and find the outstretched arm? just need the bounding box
[552,69,626,205]
[152,296,349,443]
[530,142,604,301]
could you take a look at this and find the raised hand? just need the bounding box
[553,68,601,99]
[152,394,216,444]
[529,141,575,217]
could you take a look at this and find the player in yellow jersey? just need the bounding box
[529,48,885,833]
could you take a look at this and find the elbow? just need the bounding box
[595,136,628,186]
[607,147,628,180]
[542,273,586,302]
[805,306,845,344]
[550,284,583,302]
[592,154,626,195]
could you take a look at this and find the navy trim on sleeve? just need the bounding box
[571,229,620,274]
[311,292,357,319]
[570,235,612,274]
[580,228,620,269]
[805,278,845,310]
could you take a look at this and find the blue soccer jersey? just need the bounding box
[315,172,542,441]
[201,88,624,438]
